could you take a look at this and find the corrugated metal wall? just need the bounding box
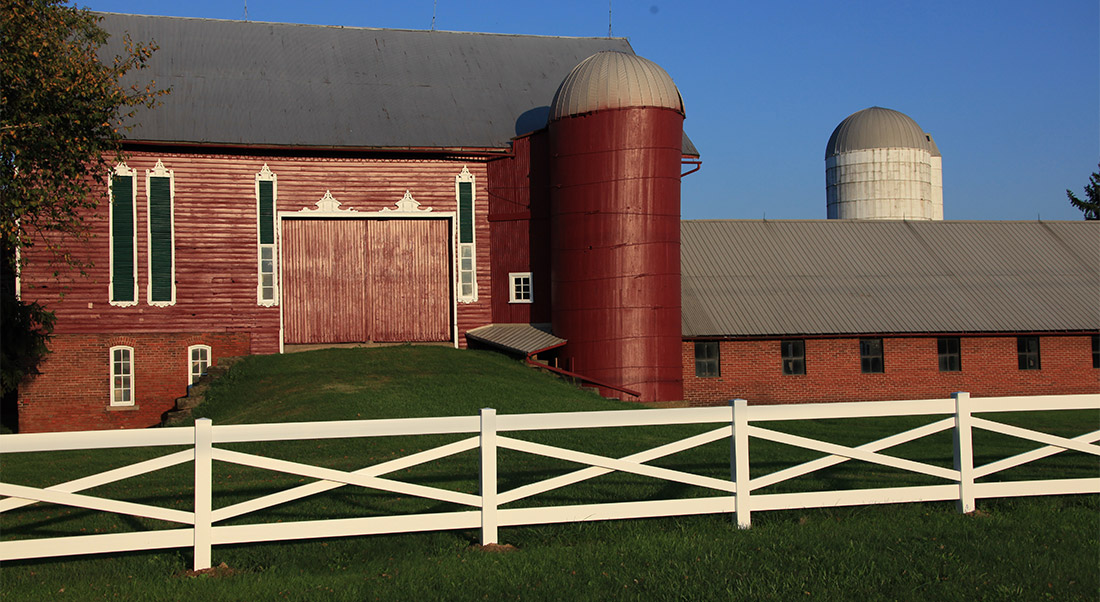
[549,107,684,402]
[282,218,450,344]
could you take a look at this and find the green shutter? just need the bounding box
[259,180,274,244]
[458,182,473,244]
[149,176,173,302]
[111,175,135,302]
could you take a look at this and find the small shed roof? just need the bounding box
[96,13,698,155]
[681,220,1100,337]
[466,324,566,355]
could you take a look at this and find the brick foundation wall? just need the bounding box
[18,332,251,433]
[683,334,1100,406]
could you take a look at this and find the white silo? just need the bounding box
[825,107,942,220]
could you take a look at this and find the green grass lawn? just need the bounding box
[2,346,1097,601]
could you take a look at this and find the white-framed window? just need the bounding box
[256,164,279,306]
[108,163,138,306]
[455,166,477,302]
[508,272,532,303]
[188,344,212,385]
[110,346,135,406]
[146,159,176,306]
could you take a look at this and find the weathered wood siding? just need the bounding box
[282,218,450,344]
[369,219,451,342]
[20,150,493,352]
[282,219,372,344]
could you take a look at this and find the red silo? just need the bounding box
[548,51,684,402]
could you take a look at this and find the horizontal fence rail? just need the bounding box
[1,393,1098,570]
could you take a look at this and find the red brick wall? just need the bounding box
[18,332,250,433]
[683,334,1100,406]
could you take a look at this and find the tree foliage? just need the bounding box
[1066,163,1100,220]
[0,0,167,397]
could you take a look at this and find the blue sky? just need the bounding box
[80,0,1099,221]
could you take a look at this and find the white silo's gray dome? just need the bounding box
[825,107,939,158]
[825,106,943,221]
[549,51,683,121]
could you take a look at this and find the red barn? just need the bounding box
[13,14,1098,432]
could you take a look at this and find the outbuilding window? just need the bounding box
[694,341,720,377]
[509,272,532,303]
[1017,336,1040,370]
[188,345,211,385]
[110,346,134,406]
[109,163,138,306]
[146,159,175,306]
[781,340,805,375]
[937,337,961,372]
[1092,335,1099,369]
[860,338,884,373]
[256,164,279,306]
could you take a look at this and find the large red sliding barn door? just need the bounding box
[282,218,450,344]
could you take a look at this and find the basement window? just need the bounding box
[694,341,720,377]
[256,164,279,306]
[146,159,176,306]
[188,345,211,386]
[860,338,884,374]
[937,337,961,372]
[509,272,532,303]
[110,346,134,406]
[109,163,138,306]
[1017,336,1040,370]
[781,340,806,375]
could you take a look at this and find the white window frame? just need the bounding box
[108,163,138,307]
[188,344,212,385]
[146,159,177,306]
[110,345,135,407]
[256,164,279,306]
[455,166,478,303]
[508,272,533,304]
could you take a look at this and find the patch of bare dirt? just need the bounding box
[470,543,519,553]
[177,562,237,578]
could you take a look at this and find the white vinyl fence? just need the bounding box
[1,392,1098,571]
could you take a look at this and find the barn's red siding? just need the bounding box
[486,131,552,325]
[18,150,494,431]
[18,332,250,432]
[682,334,1100,406]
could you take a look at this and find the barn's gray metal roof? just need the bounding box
[681,220,1100,337]
[466,324,565,355]
[96,13,698,155]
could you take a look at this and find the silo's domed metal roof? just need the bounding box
[826,107,939,157]
[549,51,683,121]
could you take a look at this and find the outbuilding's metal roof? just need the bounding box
[549,50,683,121]
[466,324,566,355]
[825,106,939,157]
[96,13,698,155]
[681,220,1100,337]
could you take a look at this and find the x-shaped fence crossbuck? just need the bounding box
[2,393,1098,570]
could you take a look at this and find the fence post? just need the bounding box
[194,418,213,570]
[480,408,498,545]
[952,392,975,514]
[730,399,751,529]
